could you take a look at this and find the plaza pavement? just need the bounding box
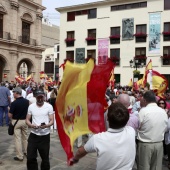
[0,126,169,170]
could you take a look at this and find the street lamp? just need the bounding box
[129,58,144,88]
[129,59,144,70]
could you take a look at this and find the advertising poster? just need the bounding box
[149,13,161,54]
[98,39,108,65]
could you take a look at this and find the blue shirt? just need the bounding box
[0,86,11,106]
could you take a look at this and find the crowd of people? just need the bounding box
[1,80,170,169]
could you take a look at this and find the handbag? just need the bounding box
[8,119,19,135]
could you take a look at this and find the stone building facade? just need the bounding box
[0,0,45,82]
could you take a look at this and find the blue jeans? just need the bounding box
[0,106,9,126]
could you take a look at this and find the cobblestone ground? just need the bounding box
[0,126,169,170]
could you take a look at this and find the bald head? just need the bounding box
[117,94,130,108]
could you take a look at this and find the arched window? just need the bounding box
[20,13,34,45]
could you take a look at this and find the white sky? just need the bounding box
[42,0,101,25]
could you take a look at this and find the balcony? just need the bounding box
[18,36,36,46]
[162,31,170,41]
[85,37,96,45]
[0,31,11,40]
[109,35,120,44]
[161,55,170,65]
[65,38,75,47]
[110,56,120,65]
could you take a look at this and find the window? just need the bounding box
[110,49,120,58]
[110,27,120,44]
[110,49,120,66]
[163,22,170,41]
[0,14,3,38]
[87,29,96,45]
[135,47,146,65]
[136,47,146,56]
[75,10,88,16]
[66,51,74,63]
[111,27,120,35]
[163,46,170,56]
[67,12,75,21]
[44,62,54,73]
[111,2,147,11]
[164,0,170,10]
[163,46,170,65]
[87,50,96,59]
[66,31,75,47]
[22,21,30,44]
[88,9,97,19]
[135,24,147,42]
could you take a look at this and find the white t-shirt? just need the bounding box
[22,89,26,98]
[26,93,33,100]
[84,127,136,170]
[28,102,54,136]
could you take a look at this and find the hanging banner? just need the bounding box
[75,48,85,63]
[98,39,108,65]
[149,13,161,54]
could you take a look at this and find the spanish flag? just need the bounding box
[134,79,143,90]
[142,59,152,87]
[15,74,24,83]
[55,59,114,164]
[39,71,47,79]
[109,69,114,87]
[148,70,168,98]
[26,73,33,82]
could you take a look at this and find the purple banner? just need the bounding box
[98,39,108,65]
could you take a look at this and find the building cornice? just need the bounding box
[0,39,45,52]
[56,0,143,12]
[24,0,46,11]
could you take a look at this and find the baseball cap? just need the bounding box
[35,90,45,97]
[13,87,22,94]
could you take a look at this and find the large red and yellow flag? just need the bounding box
[39,71,47,79]
[142,59,152,87]
[133,79,143,91]
[148,70,168,98]
[15,74,24,83]
[55,59,114,164]
[108,69,114,87]
[26,73,33,82]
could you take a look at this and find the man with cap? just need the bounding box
[26,89,54,170]
[8,86,29,161]
[0,82,11,126]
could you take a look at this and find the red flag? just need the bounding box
[55,59,114,164]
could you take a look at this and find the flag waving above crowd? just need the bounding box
[55,59,114,164]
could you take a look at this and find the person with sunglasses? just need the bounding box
[158,99,170,169]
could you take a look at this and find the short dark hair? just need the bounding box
[143,91,156,103]
[108,102,129,129]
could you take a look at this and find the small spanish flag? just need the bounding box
[55,59,114,164]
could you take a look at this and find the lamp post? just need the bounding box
[129,59,144,88]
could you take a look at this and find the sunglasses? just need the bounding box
[158,102,165,105]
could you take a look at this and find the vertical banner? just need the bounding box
[75,48,85,63]
[149,13,161,54]
[98,39,108,65]
[122,18,134,40]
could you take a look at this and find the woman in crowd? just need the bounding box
[157,98,170,168]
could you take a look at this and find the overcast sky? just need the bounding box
[42,0,101,25]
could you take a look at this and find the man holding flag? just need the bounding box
[70,102,136,169]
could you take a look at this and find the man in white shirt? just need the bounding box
[70,102,136,170]
[137,90,168,170]
[26,90,54,170]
